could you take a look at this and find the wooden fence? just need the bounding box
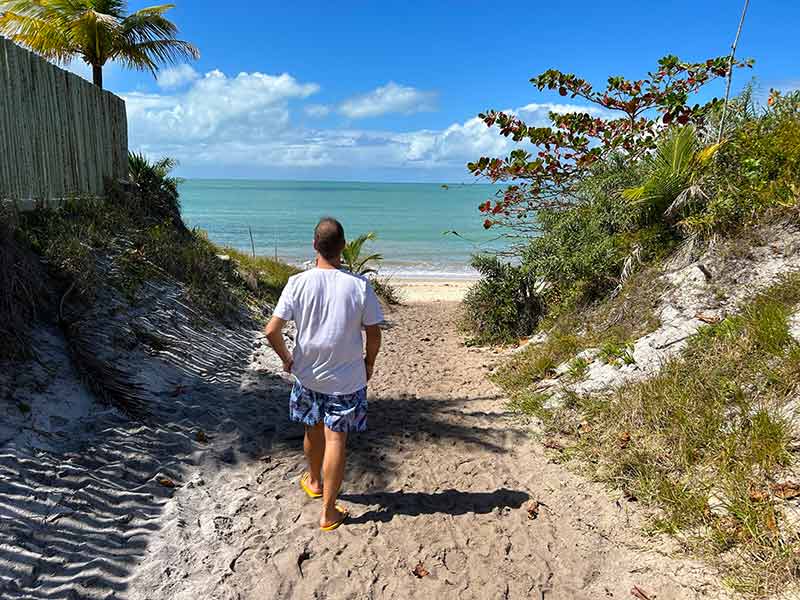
[0,36,128,209]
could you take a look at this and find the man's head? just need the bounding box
[313,217,346,261]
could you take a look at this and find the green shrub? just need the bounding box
[127,153,185,230]
[222,245,301,305]
[463,154,677,344]
[462,254,544,345]
[682,90,800,234]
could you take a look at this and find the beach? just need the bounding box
[121,300,726,599]
[392,278,474,303]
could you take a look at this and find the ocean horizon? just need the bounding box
[179,179,506,279]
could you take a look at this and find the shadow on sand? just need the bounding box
[1,288,526,598]
[341,488,530,524]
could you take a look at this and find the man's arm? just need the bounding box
[265,316,293,373]
[364,324,381,382]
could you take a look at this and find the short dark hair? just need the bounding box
[314,217,346,260]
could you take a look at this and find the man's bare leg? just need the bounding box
[304,422,325,494]
[321,427,348,527]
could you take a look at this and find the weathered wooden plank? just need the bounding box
[0,36,128,207]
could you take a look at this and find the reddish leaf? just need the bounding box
[412,562,429,578]
[772,482,800,499]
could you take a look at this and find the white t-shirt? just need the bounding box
[273,268,384,395]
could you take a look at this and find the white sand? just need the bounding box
[1,298,729,599]
[392,278,475,303]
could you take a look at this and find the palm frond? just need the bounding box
[622,185,645,202]
[342,232,383,276]
[0,0,197,85]
[665,184,709,219]
[0,7,76,63]
[623,126,718,224]
[695,142,723,165]
[116,38,198,71]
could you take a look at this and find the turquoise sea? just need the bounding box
[179,180,505,279]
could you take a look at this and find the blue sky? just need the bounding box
[71,0,800,182]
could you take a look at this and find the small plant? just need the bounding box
[462,254,545,345]
[371,276,403,306]
[598,340,635,366]
[622,126,721,225]
[128,152,184,229]
[342,232,383,276]
[567,356,589,380]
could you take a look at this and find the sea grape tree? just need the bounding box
[469,55,753,231]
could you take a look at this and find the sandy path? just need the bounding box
[0,293,728,599]
[118,301,727,600]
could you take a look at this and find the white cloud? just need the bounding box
[339,82,437,119]
[304,104,331,118]
[124,69,319,146]
[124,67,601,176]
[518,102,607,118]
[156,64,199,89]
[399,116,515,165]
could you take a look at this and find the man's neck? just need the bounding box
[316,255,341,270]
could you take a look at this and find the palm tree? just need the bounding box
[622,126,721,225]
[342,232,383,276]
[0,1,199,89]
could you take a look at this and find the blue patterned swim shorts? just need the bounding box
[289,380,368,433]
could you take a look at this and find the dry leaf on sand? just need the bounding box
[543,439,564,451]
[412,562,429,578]
[527,500,543,520]
[772,482,800,499]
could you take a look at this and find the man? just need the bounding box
[265,217,383,531]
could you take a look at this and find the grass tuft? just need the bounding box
[370,276,403,306]
[18,193,298,324]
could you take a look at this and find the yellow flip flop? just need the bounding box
[320,505,349,532]
[299,472,323,499]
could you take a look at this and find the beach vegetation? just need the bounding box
[597,340,635,366]
[127,152,184,230]
[461,254,545,345]
[342,232,383,276]
[0,207,50,360]
[371,276,403,306]
[341,231,402,306]
[14,153,298,333]
[220,246,301,305]
[567,356,589,380]
[493,265,665,392]
[464,55,800,345]
[0,0,199,89]
[549,276,800,595]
